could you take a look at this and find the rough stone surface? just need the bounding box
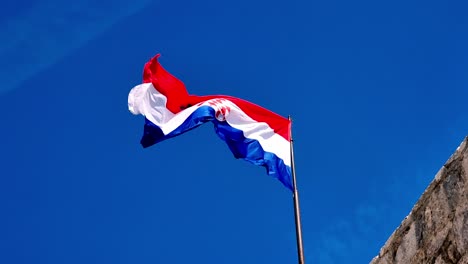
[371,136,468,264]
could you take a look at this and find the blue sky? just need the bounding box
[1,0,467,263]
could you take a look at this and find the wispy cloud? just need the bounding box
[305,169,431,263]
[307,203,387,263]
[0,0,153,94]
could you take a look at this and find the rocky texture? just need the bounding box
[371,136,468,264]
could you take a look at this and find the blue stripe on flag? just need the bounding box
[140,106,292,190]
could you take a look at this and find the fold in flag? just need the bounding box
[128,54,292,190]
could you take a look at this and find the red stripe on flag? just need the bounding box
[142,54,189,113]
[142,54,291,141]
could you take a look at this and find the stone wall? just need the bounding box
[371,137,468,264]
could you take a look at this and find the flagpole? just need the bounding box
[289,116,305,264]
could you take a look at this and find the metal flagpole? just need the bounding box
[289,116,305,264]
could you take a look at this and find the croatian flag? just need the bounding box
[128,55,292,190]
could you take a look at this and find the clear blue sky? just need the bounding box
[1,0,467,263]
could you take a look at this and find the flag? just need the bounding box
[128,54,292,190]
